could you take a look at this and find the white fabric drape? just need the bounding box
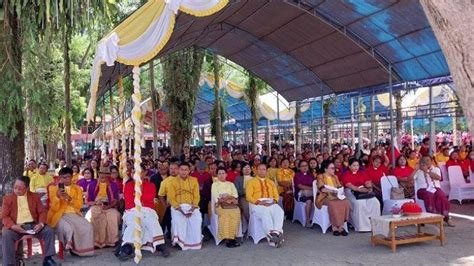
[87,0,228,121]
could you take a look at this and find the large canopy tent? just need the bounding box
[88,0,449,116]
[85,0,453,263]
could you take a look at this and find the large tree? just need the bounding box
[244,73,266,154]
[0,0,24,195]
[162,46,204,155]
[1,0,119,196]
[420,1,474,134]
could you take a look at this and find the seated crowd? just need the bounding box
[3,138,471,265]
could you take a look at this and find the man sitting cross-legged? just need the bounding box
[118,163,169,261]
[246,164,285,247]
[168,162,202,250]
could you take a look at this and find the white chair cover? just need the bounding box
[448,165,474,204]
[380,175,414,215]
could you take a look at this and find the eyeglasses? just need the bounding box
[328,167,335,169]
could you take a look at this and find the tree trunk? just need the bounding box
[162,47,204,156]
[63,24,73,165]
[323,99,333,153]
[46,140,58,169]
[150,60,159,160]
[420,1,474,134]
[294,101,302,153]
[248,76,258,154]
[25,94,44,161]
[213,55,223,160]
[0,4,25,197]
[394,90,403,142]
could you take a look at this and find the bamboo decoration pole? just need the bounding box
[131,66,143,263]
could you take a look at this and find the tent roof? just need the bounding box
[96,0,449,101]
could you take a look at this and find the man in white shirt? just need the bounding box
[413,156,454,227]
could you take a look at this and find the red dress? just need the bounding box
[392,166,414,181]
[124,180,156,210]
[342,171,370,187]
[366,165,389,186]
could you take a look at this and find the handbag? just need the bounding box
[386,176,405,200]
[353,191,375,200]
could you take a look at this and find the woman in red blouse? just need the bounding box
[446,150,469,177]
[342,158,372,193]
[392,155,415,198]
[365,155,389,199]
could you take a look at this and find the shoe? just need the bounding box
[156,244,170,257]
[333,231,340,236]
[117,244,134,262]
[42,256,58,266]
[268,232,280,244]
[446,219,456,227]
[341,230,348,236]
[274,234,284,248]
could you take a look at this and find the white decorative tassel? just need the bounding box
[131,66,143,264]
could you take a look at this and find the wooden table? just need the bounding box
[371,213,445,252]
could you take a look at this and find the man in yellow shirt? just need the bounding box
[158,161,179,237]
[2,176,57,265]
[167,162,202,250]
[23,159,38,179]
[246,164,284,248]
[30,163,53,194]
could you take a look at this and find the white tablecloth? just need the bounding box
[371,213,442,237]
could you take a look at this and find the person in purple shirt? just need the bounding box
[293,160,315,227]
[85,173,121,248]
[76,168,97,214]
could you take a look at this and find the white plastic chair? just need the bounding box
[208,197,243,245]
[414,179,427,212]
[311,180,347,233]
[247,204,267,244]
[380,175,414,215]
[448,165,474,204]
[292,179,312,226]
[439,164,450,195]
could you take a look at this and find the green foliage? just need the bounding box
[162,47,204,155]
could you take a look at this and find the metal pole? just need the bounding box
[389,65,395,167]
[411,117,415,150]
[311,101,315,155]
[320,95,324,153]
[370,94,376,148]
[350,97,355,151]
[429,86,435,155]
[277,92,282,151]
[357,94,363,157]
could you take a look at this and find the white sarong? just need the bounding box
[345,189,381,232]
[249,203,284,235]
[122,207,165,252]
[171,205,202,250]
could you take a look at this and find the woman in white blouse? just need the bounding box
[414,156,454,227]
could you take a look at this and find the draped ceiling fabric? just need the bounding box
[87,0,229,121]
[88,0,450,120]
